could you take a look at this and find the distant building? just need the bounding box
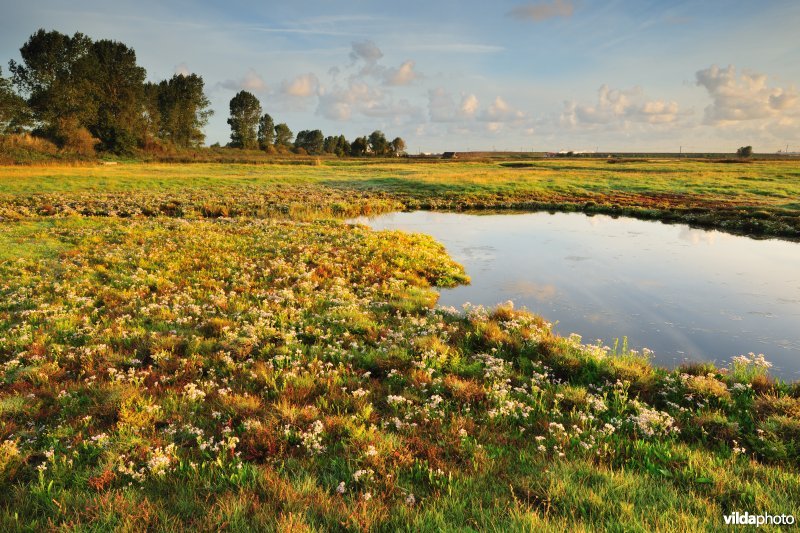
[442,152,458,159]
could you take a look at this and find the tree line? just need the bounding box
[0,29,405,157]
[225,89,405,156]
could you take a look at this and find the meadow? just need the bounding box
[0,159,799,531]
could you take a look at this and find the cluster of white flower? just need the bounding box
[629,405,679,438]
[183,382,206,402]
[147,444,177,477]
[353,468,373,482]
[732,352,772,369]
[299,420,326,455]
[387,395,410,406]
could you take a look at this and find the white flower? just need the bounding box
[183,382,206,402]
[336,481,346,494]
[629,406,678,438]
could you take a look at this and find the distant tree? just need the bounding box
[257,113,274,149]
[323,135,337,154]
[80,39,147,153]
[0,66,32,134]
[350,136,368,157]
[227,90,261,149]
[295,129,324,155]
[9,29,94,145]
[737,145,753,158]
[368,130,388,156]
[273,122,293,147]
[335,135,350,157]
[156,73,212,147]
[141,81,161,147]
[389,136,406,156]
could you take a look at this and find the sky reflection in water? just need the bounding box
[350,211,800,379]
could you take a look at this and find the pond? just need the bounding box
[349,211,800,379]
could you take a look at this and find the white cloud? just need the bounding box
[507,0,574,22]
[480,96,526,122]
[427,89,479,122]
[346,41,423,86]
[219,69,268,93]
[460,94,479,116]
[174,62,190,76]
[561,85,680,128]
[384,60,419,86]
[281,73,320,97]
[428,88,456,122]
[696,64,799,125]
[317,80,420,122]
[349,40,384,64]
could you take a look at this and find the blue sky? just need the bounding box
[2,0,799,152]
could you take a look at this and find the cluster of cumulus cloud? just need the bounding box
[214,31,798,146]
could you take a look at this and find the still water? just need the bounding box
[349,211,800,379]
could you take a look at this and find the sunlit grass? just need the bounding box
[0,159,799,529]
[2,158,799,237]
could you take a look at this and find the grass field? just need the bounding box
[1,159,799,530]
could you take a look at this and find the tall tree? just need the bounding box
[9,29,94,145]
[141,81,162,148]
[257,113,274,149]
[390,137,406,156]
[81,39,147,153]
[335,135,350,157]
[323,135,337,154]
[294,129,324,155]
[156,74,212,147]
[368,130,388,156]
[0,66,32,134]
[227,90,261,149]
[350,136,368,157]
[273,122,293,147]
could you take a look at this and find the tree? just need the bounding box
[335,135,350,157]
[350,136,368,157]
[295,129,324,155]
[227,90,261,149]
[9,29,94,145]
[274,122,293,147]
[81,39,147,153]
[368,130,388,156]
[323,135,337,154]
[737,145,753,158]
[0,66,32,134]
[257,113,274,149]
[390,136,406,156]
[156,73,212,147]
[141,81,162,147]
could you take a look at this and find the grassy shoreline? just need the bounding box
[0,161,799,530]
[1,159,799,239]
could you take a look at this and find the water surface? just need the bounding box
[350,211,800,378]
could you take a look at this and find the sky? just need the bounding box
[1,0,799,152]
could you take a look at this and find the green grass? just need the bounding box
[0,160,799,530]
[2,158,799,237]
